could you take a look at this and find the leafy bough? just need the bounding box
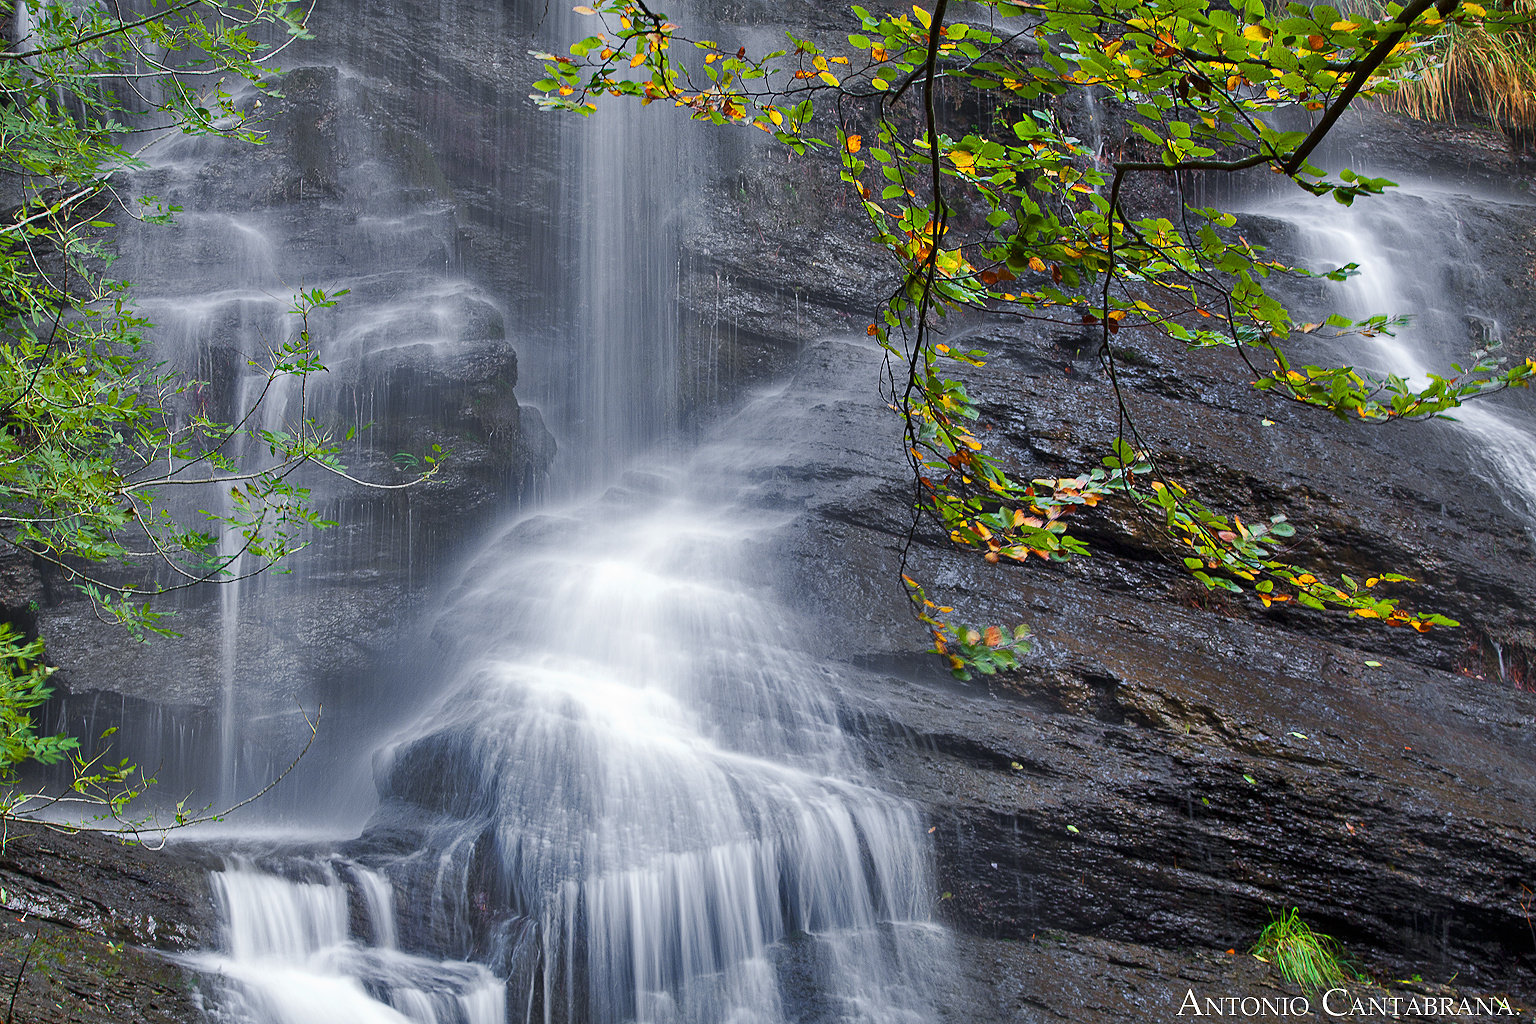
[535,0,1530,677]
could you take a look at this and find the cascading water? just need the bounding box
[1247,182,1536,537]
[192,416,947,1023]
[177,5,948,1022]
[190,858,506,1024]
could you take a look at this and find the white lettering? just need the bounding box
[1322,988,1351,1017]
[1179,989,1203,1016]
[1291,998,1311,1016]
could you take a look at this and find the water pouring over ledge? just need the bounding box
[1241,181,1536,539]
[191,396,947,1024]
[174,2,949,1018]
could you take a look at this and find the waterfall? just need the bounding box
[194,418,947,1024]
[173,4,948,1022]
[1247,184,1536,538]
[188,859,505,1024]
[1082,85,1106,181]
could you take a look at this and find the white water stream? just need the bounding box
[192,420,944,1024]
[177,3,946,1019]
[190,860,505,1024]
[1249,184,1536,535]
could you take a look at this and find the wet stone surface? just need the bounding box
[0,826,211,1024]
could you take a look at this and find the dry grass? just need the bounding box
[1385,7,1536,131]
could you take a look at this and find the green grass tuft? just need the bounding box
[1251,908,1352,993]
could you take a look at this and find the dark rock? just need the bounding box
[0,825,210,1023]
[760,325,1536,1002]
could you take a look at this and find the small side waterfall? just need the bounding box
[1249,185,1536,537]
[189,859,505,1024]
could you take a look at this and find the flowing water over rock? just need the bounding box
[191,859,505,1023]
[1245,182,1536,536]
[19,1,1535,1016]
[191,414,946,1023]
[146,3,951,1019]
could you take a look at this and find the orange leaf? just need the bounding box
[846,134,862,153]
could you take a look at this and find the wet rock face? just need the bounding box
[754,257,1536,1005]
[0,826,212,1023]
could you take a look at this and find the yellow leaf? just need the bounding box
[813,54,829,71]
[949,150,975,171]
[1462,1,1486,15]
[572,4,596,12]
[1331,20,1358,29]
[818,70,841,87]
[768,107,783,125]
[912,4,933,29]
[1027,256,1046,272]
[1242,24,1272,41]
[630,51,647,66]
[872,77,890,90]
